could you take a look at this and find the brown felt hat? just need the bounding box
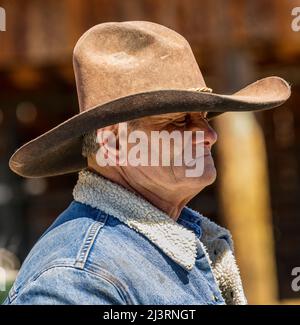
[9,21,291,178]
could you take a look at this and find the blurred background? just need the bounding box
[0,0,299,304]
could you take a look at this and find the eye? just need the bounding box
[172,114,190,127]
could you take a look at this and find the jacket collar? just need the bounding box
[73,169,232,271]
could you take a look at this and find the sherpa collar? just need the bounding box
[73,169,247,304]
[72,169,232,271]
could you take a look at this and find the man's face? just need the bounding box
[122,111,218,192]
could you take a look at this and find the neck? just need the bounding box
[87,163,196,221]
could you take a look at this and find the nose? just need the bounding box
[190,118,218,149]
[203,121,218,148]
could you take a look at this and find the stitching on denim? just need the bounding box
[7,260,72,303]
[8,264,130,305]
[75,264,133,304]
[8,288,16,302]
[75,213,108,269]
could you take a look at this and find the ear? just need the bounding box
[96,124,121,164]
[96,124,118,145]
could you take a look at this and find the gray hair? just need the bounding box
[82,129,98,158]
[82,120,140,158]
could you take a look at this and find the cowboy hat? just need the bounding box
[9,21,291,178]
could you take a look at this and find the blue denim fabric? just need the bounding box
[3,201,225,305]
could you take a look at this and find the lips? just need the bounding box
[184,150,212,167]
[185,155,208,166]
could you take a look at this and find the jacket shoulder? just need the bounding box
[8,201,114,298]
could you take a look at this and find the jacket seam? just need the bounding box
[74,265,134,304]
[75,212,108,269]
[8,264,131,305]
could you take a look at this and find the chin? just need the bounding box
[204,168,217,185]
[173,161,217,187]
[178,167,216,191]
[195,165,217,187]
[202,158,217,184]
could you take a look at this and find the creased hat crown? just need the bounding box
[73,21,206,112]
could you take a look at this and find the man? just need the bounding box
[4,21,290,305]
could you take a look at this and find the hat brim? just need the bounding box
[9,76,291,178]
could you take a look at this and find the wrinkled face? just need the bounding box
[119,111,218,192]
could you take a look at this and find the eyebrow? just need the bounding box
[136,112,208,124]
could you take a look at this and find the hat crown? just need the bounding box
[73,21,206,112]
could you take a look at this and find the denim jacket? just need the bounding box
[3,170,247,305]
